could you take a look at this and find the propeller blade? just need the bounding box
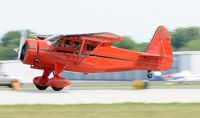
[18,30,27,59]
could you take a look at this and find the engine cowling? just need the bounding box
[20,39,38,65]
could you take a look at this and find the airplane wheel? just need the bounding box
[147,73,152,79]
[147,71,152,79]
[147,73,152,78]
[35,85,48,90]
[52,87,63,91]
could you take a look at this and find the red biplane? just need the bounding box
[19,26,173,91]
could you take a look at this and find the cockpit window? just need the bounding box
[54,38,63,47]
[74,42,80,50]
[87,44,96,51]
[45,35,62,42]
[65,40,71,48]
[46,35,63,46]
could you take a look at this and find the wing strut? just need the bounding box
[79,38,86,55]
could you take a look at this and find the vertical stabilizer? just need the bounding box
[146,26,173,57]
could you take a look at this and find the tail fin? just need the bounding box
[146,26,173,57]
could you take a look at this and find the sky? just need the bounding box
[0,0,200,42]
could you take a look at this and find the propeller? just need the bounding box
[15,30,27,60]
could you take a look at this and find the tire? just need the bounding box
[35,85,48,90]
[147,73,152,79]
[52,87,63,91]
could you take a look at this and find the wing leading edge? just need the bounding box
[32,32,123,43]
[65,32,123,43]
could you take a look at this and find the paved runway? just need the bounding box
[1,88,200,105]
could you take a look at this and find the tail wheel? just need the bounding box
[52,87,63,91]
[35,85,48,90]
[147,71,153,80]
[147,73,152,78]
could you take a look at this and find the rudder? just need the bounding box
[146,26,173,57]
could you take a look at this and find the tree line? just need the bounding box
[0,27,200,60]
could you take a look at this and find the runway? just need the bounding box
[1,88,200,105]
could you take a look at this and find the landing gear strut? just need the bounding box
[33,69,51,91]
[147,70,152,80]
[48,76,71,91]
[48,63,71,91]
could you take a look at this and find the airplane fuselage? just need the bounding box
[21,39,172,73]
[19,26,173,91]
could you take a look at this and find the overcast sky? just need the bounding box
[0,0,200,42]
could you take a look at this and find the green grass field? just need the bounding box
[1,103,200,118]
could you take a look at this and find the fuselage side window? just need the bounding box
[87,44,96,51]
[74,41,80,50]
[65,40,71,48]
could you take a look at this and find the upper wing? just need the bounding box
[64,32,123,43]
[30,34,52,40]
[31,32,123,43]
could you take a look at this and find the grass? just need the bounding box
[1,103,200,118]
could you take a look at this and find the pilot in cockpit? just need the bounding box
[54,38,63,47]
[65,40,71,48]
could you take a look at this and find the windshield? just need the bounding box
[45,35,62,42]
[46,35,63,46]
